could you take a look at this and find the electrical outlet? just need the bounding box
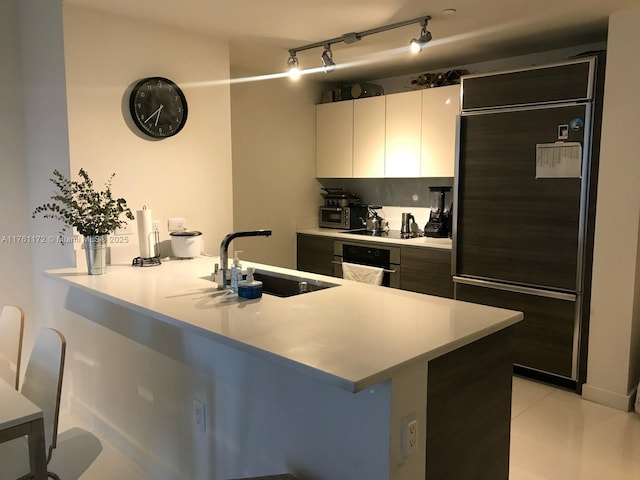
[193,399,206,433]
[114,223,133,236]
[401,413,418,458]
[408,419,418,450]
[168,217,186,232]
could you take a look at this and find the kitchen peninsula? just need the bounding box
[46,257,522,480]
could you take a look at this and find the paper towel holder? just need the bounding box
[132,229,161,267]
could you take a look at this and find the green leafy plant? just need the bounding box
[32,169,135,236]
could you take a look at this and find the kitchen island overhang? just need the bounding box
[46,257,522,480]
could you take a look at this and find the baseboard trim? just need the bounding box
[69,395,183,480]
[581,383,635,411]
[513,365,577,391]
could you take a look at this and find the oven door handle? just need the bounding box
[332,260,396,274]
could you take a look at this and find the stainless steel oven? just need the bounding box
[333,240,400,288]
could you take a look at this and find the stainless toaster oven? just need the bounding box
[319,205,367,230]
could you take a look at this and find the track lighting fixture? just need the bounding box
[286,15,431,79]
[286,53,301,80]
[410,18,432,54]
[321,45,336,73]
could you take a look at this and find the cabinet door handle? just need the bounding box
[453,276,577,301]
[332,260,396,274]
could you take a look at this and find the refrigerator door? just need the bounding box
[454,103,591,291]
[454,277,580,381]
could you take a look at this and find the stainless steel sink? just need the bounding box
[253,269,339,297]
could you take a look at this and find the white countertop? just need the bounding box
[46,257,520,392]
[298,228,453,250]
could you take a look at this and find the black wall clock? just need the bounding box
[129,77,188,139]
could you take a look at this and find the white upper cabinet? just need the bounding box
[421,85,460,177]
[316,100,353,178]
[385,90,422,177]
[353,96,385,178]
[315,86,459,179]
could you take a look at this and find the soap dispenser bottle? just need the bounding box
[230,251,243,293]
[238,267,262,299]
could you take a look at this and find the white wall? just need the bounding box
[50,4,236,475]
[2,3,239,477]
[230,73,322,268]
[18,0,74,367]
[0,0,34,323]
[583,7,640,410]
[62,6,233,258]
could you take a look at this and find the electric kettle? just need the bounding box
[401,212,415,237]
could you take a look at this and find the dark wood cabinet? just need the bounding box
[426,326,514,480]
[297,234,454,298]
[461,58,593,110]
[400,246,453,298]
[296,234,335,276]
[455,282,576,380]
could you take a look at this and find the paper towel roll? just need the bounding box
[136,207,155,258]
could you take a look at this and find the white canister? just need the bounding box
[170,231,203,258]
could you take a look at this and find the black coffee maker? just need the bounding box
[424,186,452,238]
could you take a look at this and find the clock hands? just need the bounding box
[146,104,164,126]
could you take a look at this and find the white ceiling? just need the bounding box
[66,0,640,82]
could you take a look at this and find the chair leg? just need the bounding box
[47,472,60,480]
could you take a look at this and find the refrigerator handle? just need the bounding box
[453,276,577,302]
[451,113,462,277]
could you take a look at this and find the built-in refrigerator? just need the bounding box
[453,55,605,390]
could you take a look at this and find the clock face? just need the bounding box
[129,77,188,138]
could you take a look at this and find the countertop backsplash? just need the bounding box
[317,177,453,208]
[376,206,431,231]
[317,177,453,232]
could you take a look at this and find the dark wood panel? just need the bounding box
[426,327,514,480]
[296,234,335,276]
[400,246,453,298]
[462,60,592,110]
[456,283,576,378]
[457,105,586,290]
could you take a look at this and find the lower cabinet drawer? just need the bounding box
[455,282,577,379]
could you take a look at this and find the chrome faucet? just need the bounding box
[215,229,272,289]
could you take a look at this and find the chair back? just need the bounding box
[0,305,24,389]
[21,327,66,461]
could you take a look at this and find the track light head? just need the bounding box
[321,46,336,73]
[286,54,301,80]
[410,21,432,54]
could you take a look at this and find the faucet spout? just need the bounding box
[217,229,272,289]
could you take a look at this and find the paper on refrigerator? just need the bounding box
[535,142,582,178]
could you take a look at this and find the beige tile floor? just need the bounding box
[510,376,640,480]
[42,377,640,479]
[47,411,150,480]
